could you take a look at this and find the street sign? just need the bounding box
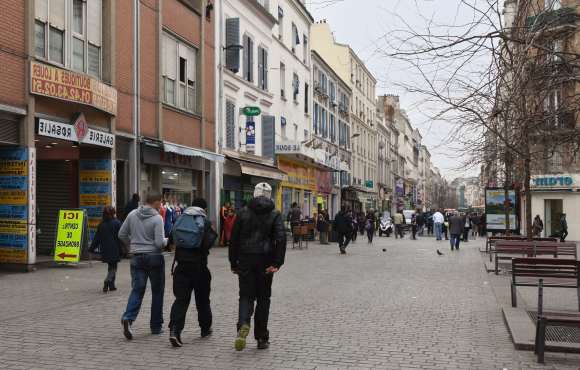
[54,209,86,263]
[365,180,374,188]
[243,106,261,116]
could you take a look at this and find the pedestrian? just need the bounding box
[89,206,122,292]
[229,183,286,351]
[168,198,218,347]
[351,211,358,243]
[220,201,232,246]
[411,213,418,240]
[334,207,353,254]
[122,193,140,221]
[317,210,330,245]
[443,213,450,240]
[119,192,168,340]
[426,212,434,236]
[358,212,366,236]
[433,209,444,241]
[365,210,376,243]
[471,214,479,238]
[416,211,425,236]
[393,211,404,239]
[462,213,471,242]
[221,208,237,247]
[287,202,302,243]
[560,213,568,242]
[449,212,464,251]
[533,215,544,237]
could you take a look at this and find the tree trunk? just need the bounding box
[524,158,533,240]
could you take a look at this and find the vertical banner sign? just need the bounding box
[79,160,112,242]
[485,188,518,231]
[0,148,29,264]
[246,119,256,153]
[54,210,85,263]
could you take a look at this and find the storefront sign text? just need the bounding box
[275,142,301,154]
[79,160,112,242]
[531,175,576,188]
[37,119,114,148]
[30,61,117,115]
[54,210,86,263]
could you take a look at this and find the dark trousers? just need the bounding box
[122,254,165,331]
[561,229,568,242]
[338,232,352,250]
[367,227,374,243]
[411,225,417,240]
[462,228,469,242]
[169,263,212,334]
[351,228,357,242]
[105,262,118,284]
[395,225,404,239]
[237,254,274,340]
[450,234,461,250]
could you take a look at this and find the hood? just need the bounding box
[184,206,207,218]
[136,205,160,219]
[249,196,275,215]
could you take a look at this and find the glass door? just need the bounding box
[544,199,563,237]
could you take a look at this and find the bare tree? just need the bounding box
[380,0,580,237]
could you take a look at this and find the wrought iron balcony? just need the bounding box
[526,7,577,32]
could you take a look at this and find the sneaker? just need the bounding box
[201,328,212,338]
[108,283,117,292]
[103,282,109,293]
[257,339,270,350]
[169,329,183,348]
[151,328,164,335]
[235,324,250,351]
[122,319,133,340]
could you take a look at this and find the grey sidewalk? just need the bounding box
[1,235,579,369]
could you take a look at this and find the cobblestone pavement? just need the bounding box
[1,234,580,370]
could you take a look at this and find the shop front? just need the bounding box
[222,154,287,211]
[529,174,580,240]
[276,158,317,220]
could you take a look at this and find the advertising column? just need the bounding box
[0,148,30,264]
[79,160,112,242]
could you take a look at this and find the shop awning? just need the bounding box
[163,142,225,163]
[230,158,287,181]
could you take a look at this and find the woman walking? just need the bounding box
[90,206,123,292]
[532,215,544,237]
[366,210,376,244]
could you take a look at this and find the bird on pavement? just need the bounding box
[436,250,444,256]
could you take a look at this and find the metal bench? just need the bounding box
[534,279,580,363]
[511,258,580,311]
[493,240,534,275]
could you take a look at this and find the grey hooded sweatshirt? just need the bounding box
[118,206,168,254]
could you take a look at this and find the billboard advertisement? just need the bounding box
[485,188,518,231]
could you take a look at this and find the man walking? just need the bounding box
[560,213,568,242]
[334,207,353,254]
[393,211,404,239]
[433,209,444,241]
[416,211,425,236]
[168,198,218,347]
[449,212,464,251]
[229,183,286,351]
[119,192,168,340]
[287,202,302,243]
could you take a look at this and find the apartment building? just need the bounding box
[0,0,218,268]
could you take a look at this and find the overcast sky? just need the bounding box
[306,0,502,180]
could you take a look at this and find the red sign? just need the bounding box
[73,114,89,142]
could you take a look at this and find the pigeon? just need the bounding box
[382,248,386,252]
[436,250,444,256]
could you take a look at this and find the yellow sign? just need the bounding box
[0,161,27,176]
[79,171,111,183]
[0,219,27,235]
[79,194,111,206]
[30,61,117,115]
[54,210,85,263]
[0,248,26,264]
[0,190,27,205]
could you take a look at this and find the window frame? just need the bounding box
[162,31,199,114]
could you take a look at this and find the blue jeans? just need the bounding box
[450,234,461,250]
[122,254,165,331]
[434,223,443,240]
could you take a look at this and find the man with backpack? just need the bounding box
[229,183,286,351]
[168,198,218,347]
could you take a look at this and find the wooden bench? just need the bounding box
[533,241,577,259]
[493,240,534,275]
[534,279,580,363]
[511,258,579,311]
[487,236,557,254]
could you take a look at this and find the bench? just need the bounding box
[291,225,309,250]
[533,241,577,259]
[534,279,580,363]
[486,236,557,254]
[493,240,534,274]
[511,258,579,311]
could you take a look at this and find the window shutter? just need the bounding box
[258,47,264,89]
[187,48,196,82]
[49,0,66,30]
[249,39,254,82]
[225,18,240,73]
[262,115,275,159]
[304,83,309,113]
[164,35,177,79]
[226,100,236,149]
[314,104,318,134]
[242,35,249,79]
[263,49,268,90]
[87,0,102,46]
[35,0,48,21]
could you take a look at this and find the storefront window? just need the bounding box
[282,187,293,219]
[161,167,195,207]
[304,191,312,219]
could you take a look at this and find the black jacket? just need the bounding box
[334,211,353,234]
[229,196,286,269]
[170,218,217,265]
[90,219,122,263]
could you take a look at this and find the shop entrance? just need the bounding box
[36,160,78,255]
[544,199,563,237]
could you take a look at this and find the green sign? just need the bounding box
[365,180,374,188]
[54,209,86,263]
[243,106,261,116]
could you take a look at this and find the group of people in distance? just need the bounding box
[89,183,286,351]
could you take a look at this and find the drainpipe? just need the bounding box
[213,0,225,224]
[200,0,207,203]
[132,0,141,198]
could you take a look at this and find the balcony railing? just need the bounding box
[526,7,577,32]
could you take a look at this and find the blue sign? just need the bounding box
[246,119,256,152]
[533,176,573,187]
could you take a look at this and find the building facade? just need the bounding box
[0,0,219,268]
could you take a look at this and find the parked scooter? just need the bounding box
[379,216,393,237]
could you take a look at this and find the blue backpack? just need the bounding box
[172,214,205,249]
